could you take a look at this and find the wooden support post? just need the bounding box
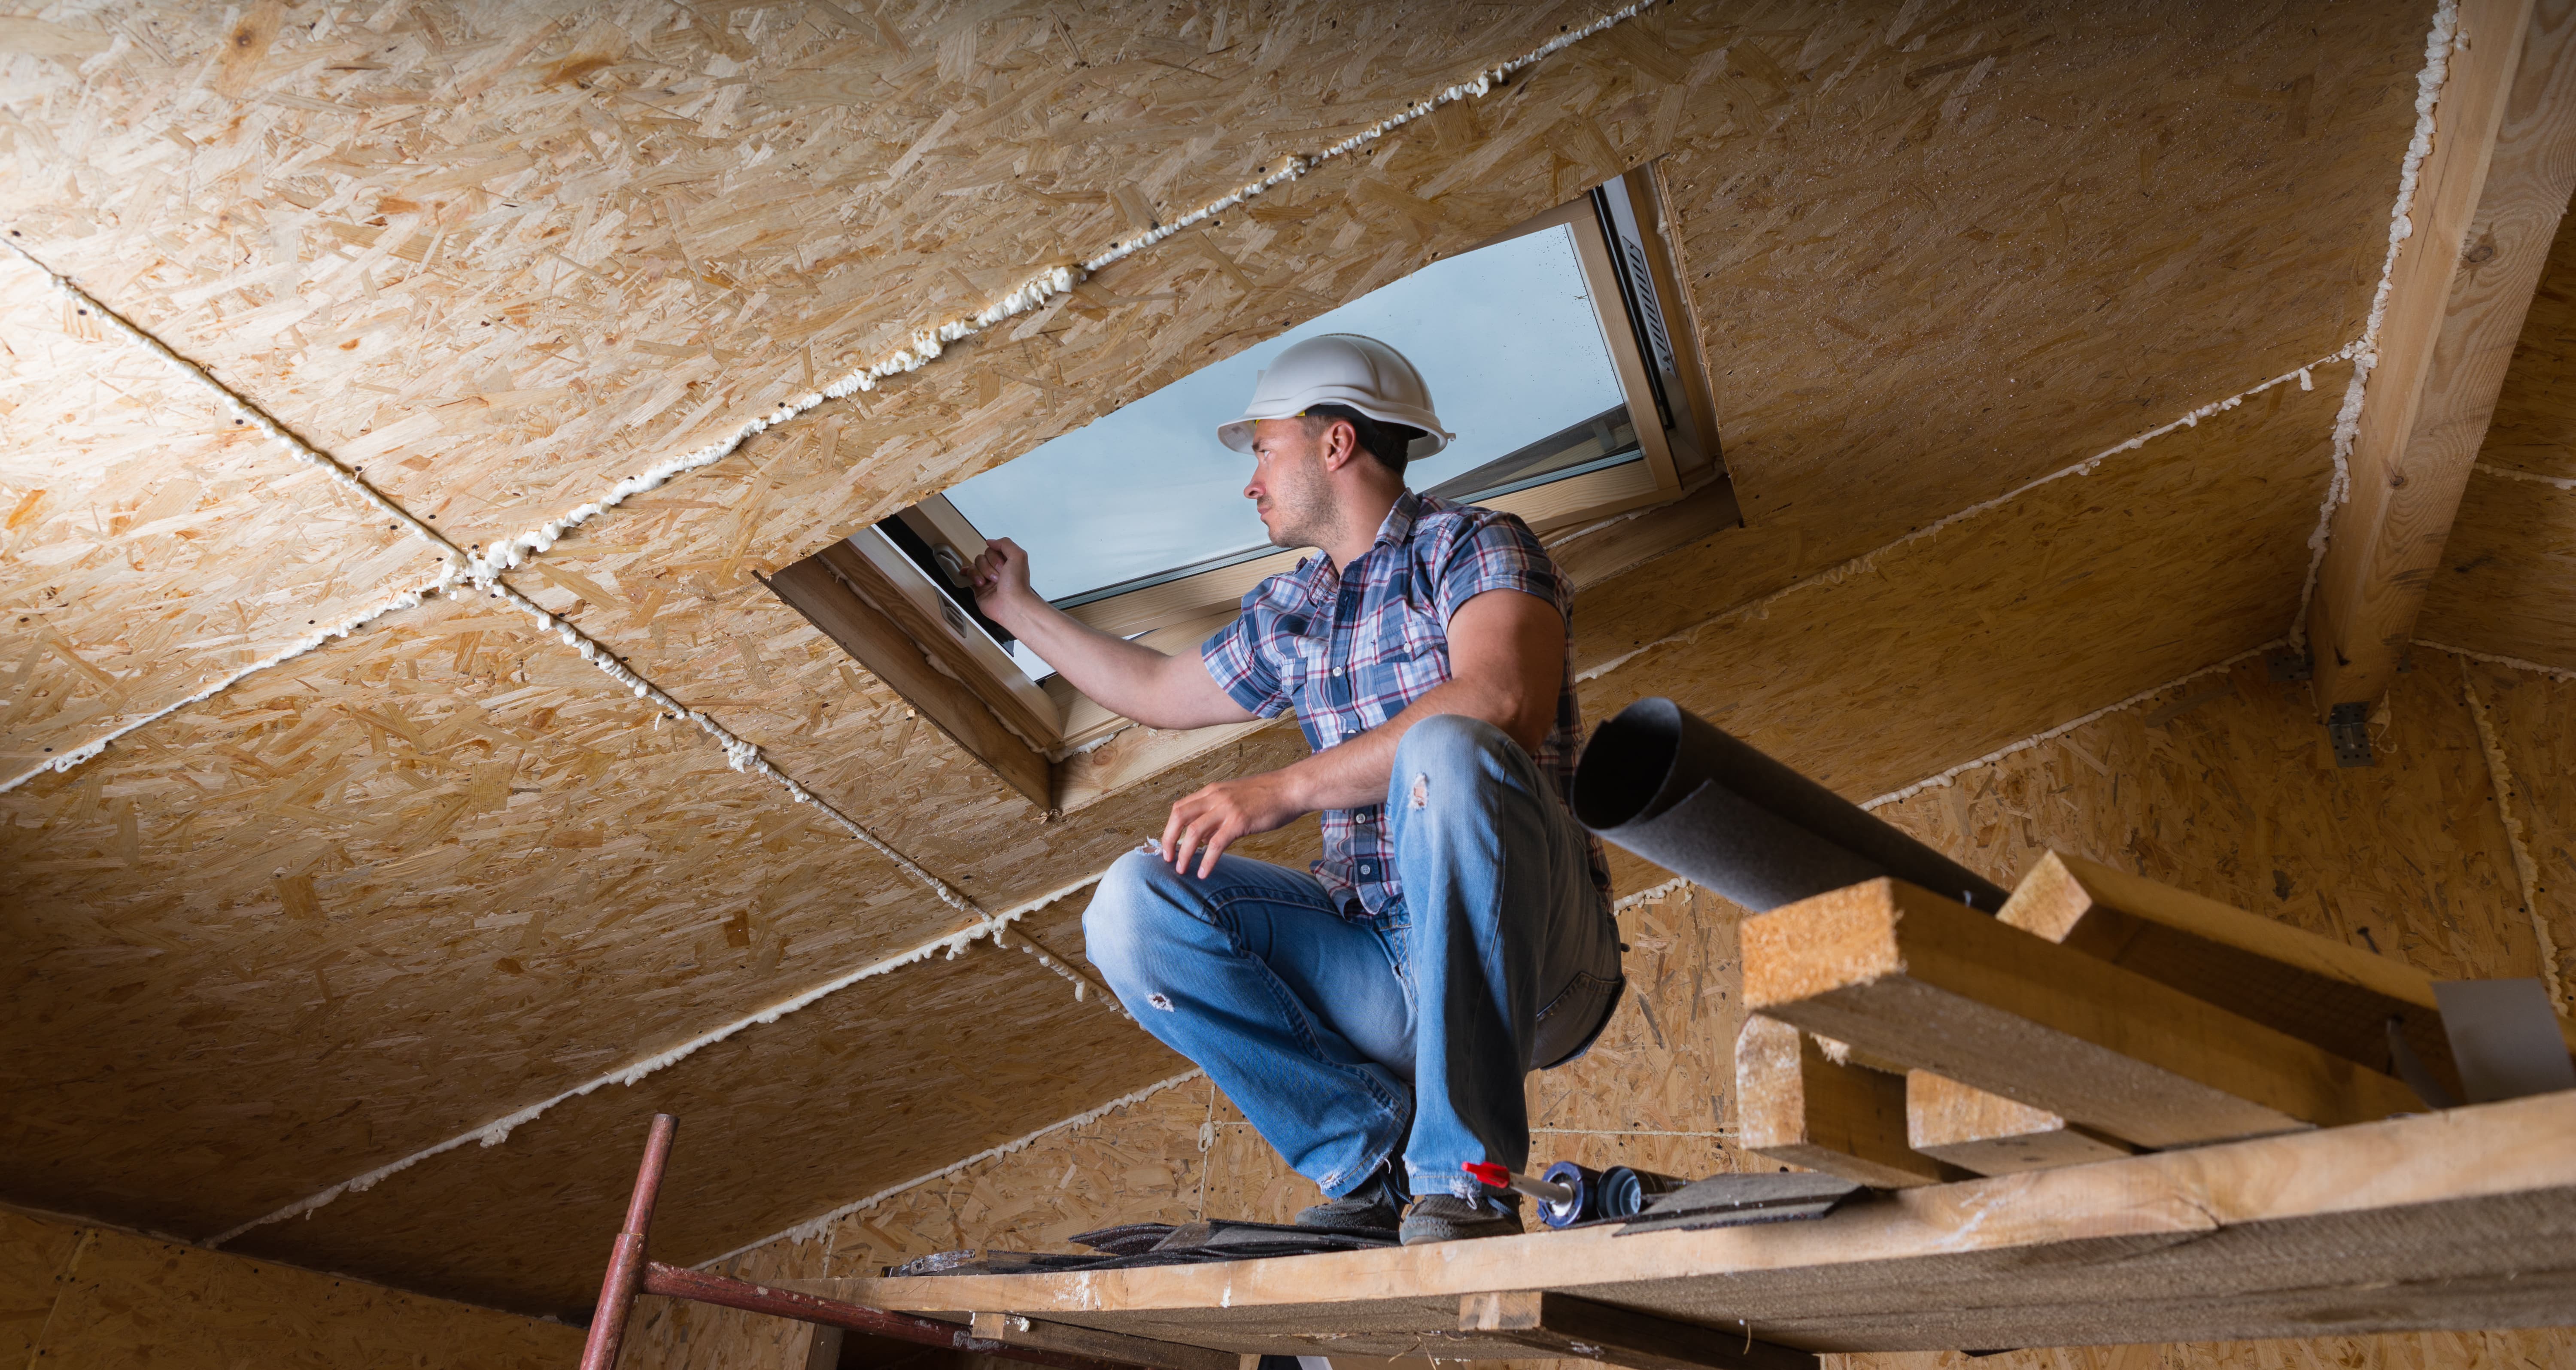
[1461,1291,1815,1370]
[1741,880,2423,1148]
[1734,1015,1964,1188]
[969,1312,1238,1370]
[2309,0,2576,714]
[1905,1070,2133,1176]
[2001,852,2576,1093]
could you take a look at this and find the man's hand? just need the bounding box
[1160,771,1306,879]
[966,536,1039,625]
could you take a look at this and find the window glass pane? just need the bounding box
[943,222,1628,605]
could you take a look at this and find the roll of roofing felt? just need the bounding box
[1572,697,2011,914]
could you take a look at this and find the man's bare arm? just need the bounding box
[968,537,1254,731]
[1159,588,1566,876]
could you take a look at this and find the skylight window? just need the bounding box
[766,167,1725,811]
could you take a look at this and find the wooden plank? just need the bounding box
[764,552,1051,806]
[1733,1015,1962,1188]
[1739,880,2423,1148]
[1904,1071,2133,1177]
[2310,0,2576,709]
[813,1092,2576,1354]
[2002,851,2576,1094]
[815,539,1064,753]
[971,1310,1238,1370]
[1459,1290,1814,1370]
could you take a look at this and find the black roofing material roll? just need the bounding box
[1573,697,2010,914]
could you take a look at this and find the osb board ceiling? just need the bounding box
[0,0,2490,1313]
[0,259,444,777]
[2419,201,2576,670]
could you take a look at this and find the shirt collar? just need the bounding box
[1291,490,1427,596]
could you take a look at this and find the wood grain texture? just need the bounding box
[806,1092,2576,1355]
[1736,1015,1959,1188]
[1742,880,2422,1149]
[2311,0,2576,708]
[0,591,966,1239]
[2477,193,2576,479]
[0,1203,576,1369]
[2417,464,2576,669]
[1903,1072,2132,1179]
[0,255,445,778]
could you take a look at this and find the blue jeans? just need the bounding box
[1083,714,1623,1200]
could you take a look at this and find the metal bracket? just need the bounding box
[2267,650,2312,682]
[2327,701,2373,768]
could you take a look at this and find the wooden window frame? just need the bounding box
[767,164,1733,813]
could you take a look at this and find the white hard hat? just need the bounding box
[1217,333,1452,460]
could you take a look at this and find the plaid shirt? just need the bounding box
[1201,491,1611,918]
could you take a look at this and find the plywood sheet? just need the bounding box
[0,255,442,779]
[2478,191,2576,480]
[2457,657,2576,1007]
[228,893,1188,1317]
[0,0,1612,554]
[0,591,975,1239]
[2417,467,2576,671]
[1593,368,2342,803]
[15,1212,578,1369]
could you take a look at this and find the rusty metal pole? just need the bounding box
[577,1113,678,1370]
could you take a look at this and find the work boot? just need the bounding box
[1293,1164,1408,1233]
[1398,1192,1524,1245]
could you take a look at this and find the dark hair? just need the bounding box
[1302,403,1421,477]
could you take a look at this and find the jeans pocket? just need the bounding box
[1531,971,1625,1069]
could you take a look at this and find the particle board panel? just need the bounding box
[1590,364,2342,807]
[1575,0,2434,663]
[13,1211,579,1370]
[0,0,1617,554]
[1876,655,2552,990]
[2416,465,2576,672]
[2457,657,2576,1009]
[0,590,973,1241]
[0,255,443,780]
[2476,187,2576,480]
[227,893,1189,1318]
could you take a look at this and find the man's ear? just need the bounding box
[1319,419,1359,473]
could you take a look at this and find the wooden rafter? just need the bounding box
[2309,0,2576,711]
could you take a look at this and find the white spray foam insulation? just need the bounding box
[700,1069,1206,1270]
[2288,0,2462,648]
[2471,461,2576,490]
[2454,652,2571,1015]
[1858,640,2285,811]
[468,0,1656,583]
[1577,347,2354,689]
[203,869,1123,1248]
[2414,636,2576,681]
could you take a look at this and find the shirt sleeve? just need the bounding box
[1200,591,1292,718]
[1435,510,1567,627]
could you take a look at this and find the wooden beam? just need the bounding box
[2309,0,2576,711]
[1740,880,2423,1148]
[1905,1070,2133,1177]
[765,550,1052,806]
[2000,852,2576,1094]
[1734,1015,1964,1188]
[1460,1290,1815,1370]
[970,1311,1238,1370]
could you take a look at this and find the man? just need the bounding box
[967,333,1622,1245]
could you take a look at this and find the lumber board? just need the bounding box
[1903,1071,2133,1177]
[765,549,1051,806]
[1738,880,2423,1148]
[1733,1016,1962,1188]
[2001,850,2576,1097]
[2310,0,2576,709]
[972,1311,1237,1370]
[814,1092,2576,1355]
[1458,1290,1813,1370]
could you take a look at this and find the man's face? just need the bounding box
[1244,418,1334,549]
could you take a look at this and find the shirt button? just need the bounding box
[1333,666,1344,676]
